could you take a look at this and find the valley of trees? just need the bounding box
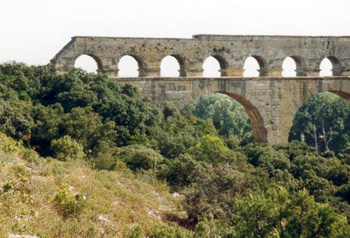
[1,62,350,237]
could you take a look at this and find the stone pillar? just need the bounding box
[341,71,350,76]
[260,69,283,77]
[220,68,244,77]
[303,60,321,77]
[142,68,160,77]
[54,58,76,74]
[332,64,343,76]
[304,69,320,77]
[340,62,350,76]
[103,69,119,78]
[186,69,203,77]
[295,67,307,76]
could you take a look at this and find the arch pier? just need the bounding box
[51,34,350,145]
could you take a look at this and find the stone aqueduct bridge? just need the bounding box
[51,35,350,145]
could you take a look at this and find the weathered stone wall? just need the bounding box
[51,35,350,77]
[51,35,350,145]
[116,77,350,145]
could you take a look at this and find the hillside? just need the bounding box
[1,63,350,237]
[0,133,185,237]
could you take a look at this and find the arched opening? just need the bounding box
[282,57,298,77]
[319,58,333,77]
[191,92,266,144]
[74,54,101,73]
[203,56,226,77]
[118,55,141,77]
[289,92,350,153]
[244,56,264,77]
[320,57,342,76]
[161,56,181,77]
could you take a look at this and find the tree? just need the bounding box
[191,94,253,142]
[290,93,350,153]
[232,187,350,238]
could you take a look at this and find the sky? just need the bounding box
[1,0,348,76]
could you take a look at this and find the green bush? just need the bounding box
[128,225,145,238]
[188,135,244,164]
[160,154,203,187]
[149,225,192,238]
[53,185,87,218]
[232,188,350,238]
[194,220,232,238]
[51,135,85,161]
[119,145,163,171]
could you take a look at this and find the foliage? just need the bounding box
[149,225,192,238]
[190,93,253,142]
[232,187,350,238]
[53,185,87,218]
[119,145,164,171]
[159,153,203,188]
[290,92,350,153]
[0,99,34,141]
[0,63,160,157]
[51,135,85,161]
[3,63,350,236]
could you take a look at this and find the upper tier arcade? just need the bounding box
[51,34,350,78]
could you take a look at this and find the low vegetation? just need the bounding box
[1,62,350,237]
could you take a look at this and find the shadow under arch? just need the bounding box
[74,53,103,73]
[210,55,228,71]
[328,90,350,101]
[118,52,148,77]
[214,90,268,143]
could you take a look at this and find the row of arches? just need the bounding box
[75,55,335,77]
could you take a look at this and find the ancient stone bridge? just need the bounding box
[51,35,350,145]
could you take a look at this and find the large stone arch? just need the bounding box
[287,79,350,141]
[214,91,268,143]
[189,79,270,143]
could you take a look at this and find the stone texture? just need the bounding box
[115,77,350,145]
[51,35,350,145]
[51,34,350,77]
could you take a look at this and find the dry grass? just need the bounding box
[0,134,183,238]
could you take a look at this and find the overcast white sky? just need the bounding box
[0,0,349,76]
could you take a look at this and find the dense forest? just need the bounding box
[1,62,350,237]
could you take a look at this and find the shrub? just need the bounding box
[188,135,241,163]
[53,185,87,218]
[160,154,203,187]
[0,132,21,152]
[128,225,145,238]
[194,220,232,238]
[119,145,163,171]
[232,188,350,238]
[51,135,85,161]
[149,225,192,238]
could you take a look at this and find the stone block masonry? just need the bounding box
[51,35,350,145]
